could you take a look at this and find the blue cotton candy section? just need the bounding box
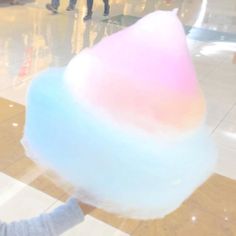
[22,68,217,219]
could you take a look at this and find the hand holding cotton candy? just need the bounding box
[22,10,217,219]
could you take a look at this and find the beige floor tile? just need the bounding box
[216,145,236,180]
[0,172,57,222]
[0,80,31,105]
[3,156,43,184]
[0,98,24,122]
[131,174,236,236]
[0,111,25,144]
[213,120,236,150]
[90,209,141,234]
[0,141,25,171]
[205,99,233,133]
[30,174,67,200]
[63,215,130,236]
[225,105,236,123]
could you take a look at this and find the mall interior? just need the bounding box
[0,0,236,235]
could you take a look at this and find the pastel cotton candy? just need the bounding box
[22,10,217,219]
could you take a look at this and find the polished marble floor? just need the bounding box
[0,0,236,235]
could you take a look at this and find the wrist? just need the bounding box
[78,202,95,215]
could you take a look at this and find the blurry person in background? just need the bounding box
[46,0,77,14]
[83,0,110,21]
[10,0,22,4]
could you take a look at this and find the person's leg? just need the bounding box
[103,0,110,16]
[83,0,93,21]
[52,0,60,8]
[46,0,59,13]
[67,0,77,11]
[103,0,109,8]
[10,0,22,5]
[87,0,93,14]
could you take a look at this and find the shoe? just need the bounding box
[103,4,110,16]
[46,3,58,14]
[83,12,92,21]
[66,5,75,11]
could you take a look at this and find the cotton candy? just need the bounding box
[22,10,217,219]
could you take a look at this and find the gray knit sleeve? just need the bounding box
[0,198,84,236]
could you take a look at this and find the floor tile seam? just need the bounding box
[2,167,46,195]
[0,149,26,171]
[0,96,25,109]
[108,217,139,235]
[1,156,69,201]
[0,151,35,175]
[216,172,236,181]
[43,199,62,213]
[1,167,67,205]
[36,186,67,206]
[0,169,39,191]
[1,155,28,173]
[129,221,148,236]
[2,140,40,174]
[216,169,236,182]
[215,101,236,125]
[128,222,143,236]
[210,102,236,135]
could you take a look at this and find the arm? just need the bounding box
[0,198,88,236]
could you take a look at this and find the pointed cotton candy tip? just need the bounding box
[66,9,205,134]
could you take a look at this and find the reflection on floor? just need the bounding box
[0,0,236,235]
[105,15,236,42]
